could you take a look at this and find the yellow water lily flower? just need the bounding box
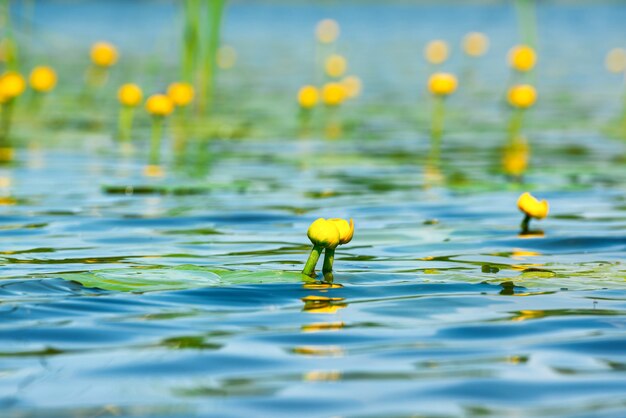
[424,40,449,65]
[508,45,536,72]
[325,54,347,78]
[508,84,537,109]
[322,82,347,107]
[0,71,26,101]
[428,73,457,97]
[118,83,143,107]
[307,218,341,249]
[327,218,354,247]
[462,32,489,57]
[316,19,340,44]
[29,66,57,93]
[341,75,362,99]
[145,94,174,117]
[606,48,626,74]
[518,192,549,219]
[90,42,118,68]
[167,82,195,107]
[298,85,319,109]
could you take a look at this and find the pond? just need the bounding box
[2,1,626,417]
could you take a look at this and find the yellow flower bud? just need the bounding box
[462,32,489,57]
[518,192,549,219]
[91,42,118,68]
[606,48,626,74]
[428,72,457,96]
[29,66,57,93]
[298,85,319,109]
[0,71,26,100]
[424,40,449,65]
[508,45,536,72]
[117,83,143,107]
[316,19,340,44]
[325,54,347,78]
[307,218,340,248]
[507,84,537,109]
[341,75,362,99]
[167,82,195,107]
[322,82,347,107]
[328,218,354,246]
[145,94,174,117]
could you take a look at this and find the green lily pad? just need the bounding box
[58,264,312,293]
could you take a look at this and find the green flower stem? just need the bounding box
[508,108,525,137]
[302,244,324,277]
[322,247,335,274]
[431,96,445,156]
[198,0,225,114]
[0,99,15,145]
[118,105,135,142]
[149,116,164,165]
[520,214,531,233]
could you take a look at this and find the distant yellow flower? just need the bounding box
[322,82,347,107]
[316,19,340,44]
[518,192,549,219]
[307,218,340,249]
[508,45,536,72]
[424,40,449,65]
[29,66,57,93]
[341,75,362,99]
[217,45,237,70]
[167,82,195,107]
[90,42,118,68]
[508,84,537,109]
[428,72,457,96]
[117,83,143,107]
[606,48,626,74]
[145,94,174,117]
[327,218,354,247]
[325,54,348,78]
[462,32,489,57]
[298,85,319,109]
[0,71,26,100]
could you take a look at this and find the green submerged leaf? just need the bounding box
[58,264,312,293]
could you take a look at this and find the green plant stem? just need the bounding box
[118,106,135,142]
[515,0,537,48]
[199,0,225,114]
[150,117,164,165]
[508,108,525,137]
[520,214,531,233]
[431,95,445,142]
[182,0,201,83]
[0,99,15,145]
[302,244,323,277]
[322,247,335,274]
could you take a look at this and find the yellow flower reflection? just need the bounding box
[508,45,536,72]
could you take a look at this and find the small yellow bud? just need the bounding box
[606,48,626,74]
[90,42,118,68]
[0,71,26,100]
[424,40,449,65]
[508,45,536,72]
[167,82,195,107]
[322,82,347,107]
[29,66,57,93]
[145,94,174,117]
[298,85,319,109]
[462,32,489,57]
[307,218,340,248]
[428,73,457,96]
[117,83,143,107]
[327,218,354,246]
[316,19,340,44]
[341,75,362,99]
[325,54,348,78]
[518,192,549,219]
[507,84,537,109]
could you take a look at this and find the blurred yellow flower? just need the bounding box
[606,48,626,74]
[507,84,537,109]
[327,218,354,247]
[29,66,57,93]
[0,71,26,100]
[307,218,340,248]
[322,82,347,107]
[298,85,319,109]
[424,40,449,65]
[462,32,489,57]
[167,82,195,107]
[428,72,457,96]
[503,137,529,177]
[518,192,549,219]
[90,42,118,68]
[508,45,536,72]
[217,45,237,70]
[325,54,348,78]
[341,75,362,99]
[316,19,340,44]
[145,94,174,117]
[117,83,143,107]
